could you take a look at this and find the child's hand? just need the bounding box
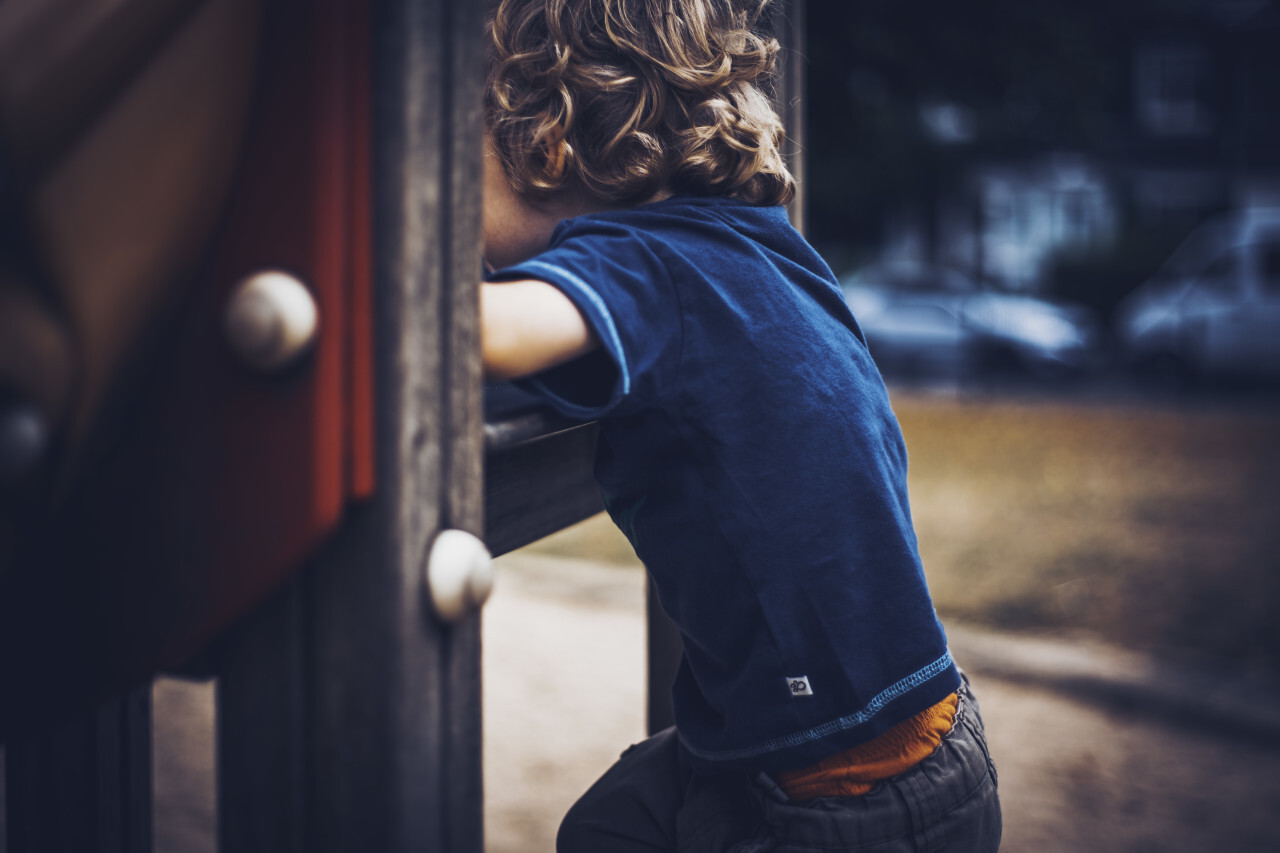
[480,279,599,380]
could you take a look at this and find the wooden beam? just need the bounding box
[218,0,487,850]
[484,415,603,557]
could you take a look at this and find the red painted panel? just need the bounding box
[0,0,379,733]
[346,0,377,502]
[158,0,377,666]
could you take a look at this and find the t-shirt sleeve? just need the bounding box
[492,218,681,419]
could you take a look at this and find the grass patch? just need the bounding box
[523,512,644,568]
[897,392,1280,671]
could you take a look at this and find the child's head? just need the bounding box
[485,0,795,209]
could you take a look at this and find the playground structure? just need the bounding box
[0,1,805,850]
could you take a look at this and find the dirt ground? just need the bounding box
[481,552,1280,853]
[19,549,1265,852]
[15,392,1280,851]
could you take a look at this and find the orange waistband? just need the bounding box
[776,693,959,800]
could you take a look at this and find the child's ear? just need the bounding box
[539,123,568,181]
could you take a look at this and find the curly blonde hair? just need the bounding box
[485,0,795,207]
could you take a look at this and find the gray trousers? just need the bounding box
[558,676,1001,852]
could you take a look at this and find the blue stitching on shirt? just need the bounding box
[520,259,631,399]
[679,651,956,763]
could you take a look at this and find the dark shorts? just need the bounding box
[558,676,1001,853]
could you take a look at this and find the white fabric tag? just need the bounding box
[786,676,813,697]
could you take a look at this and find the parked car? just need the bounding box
[1115,209,1280,386]
[839,261,1101,380]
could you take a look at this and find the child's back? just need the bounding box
[479,2,1001,850]
[497,195,956,769]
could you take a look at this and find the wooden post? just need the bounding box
[217,1,486,851]
[4,688,152,853]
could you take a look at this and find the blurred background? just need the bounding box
[485,2,1280,852]
[3,0,1278,851]
[795,0,1280,684]
[807,0,1280,396]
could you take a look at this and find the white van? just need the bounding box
[1116,209,1280,383]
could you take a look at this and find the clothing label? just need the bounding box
[786,676,813,697]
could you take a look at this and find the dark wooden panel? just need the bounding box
[217,0,487,851]
[437,0,488,845]
[217,584,306,853]
[301,4,488,847]
[4,688,152,853]
[484,421,603,557]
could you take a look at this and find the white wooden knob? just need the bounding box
[425,529,494,622]
[225,271,319,370]
[0,400,49,484]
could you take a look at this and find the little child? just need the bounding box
[479,1,1001,850]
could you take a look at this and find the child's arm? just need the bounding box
[480,279,600,380]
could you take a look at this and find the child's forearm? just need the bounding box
[480,279,600,380]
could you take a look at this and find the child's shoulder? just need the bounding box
[545,195,825,291]
[556,194,794,247]
[598,194,776,221]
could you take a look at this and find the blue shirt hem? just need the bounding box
[679,652,959,767]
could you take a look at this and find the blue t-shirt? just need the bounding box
[495,195,959,772]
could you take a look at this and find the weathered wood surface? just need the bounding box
[218,0,486,851]
[484,416,603,558]
[4,689,152,853]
